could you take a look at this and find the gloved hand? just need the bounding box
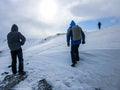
[67,42,70,47]
[20,41,24,45]
[82,40,85,44]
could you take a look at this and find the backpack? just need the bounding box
[71,25,82,40]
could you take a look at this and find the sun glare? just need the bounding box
[39,0,58,21]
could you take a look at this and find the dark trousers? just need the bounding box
[71,45,80,64]
[10,48,24,74]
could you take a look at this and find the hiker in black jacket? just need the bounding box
[7,24,26,75]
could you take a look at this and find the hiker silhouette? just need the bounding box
[98,22,102,29]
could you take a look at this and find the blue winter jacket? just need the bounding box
[66,20,85,46]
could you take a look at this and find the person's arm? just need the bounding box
[66,28,72,47]
[19,32,26,45]
[81,30,85,44]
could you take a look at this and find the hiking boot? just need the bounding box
[13,73,17,75]
[13,72,17,75]
[71,64,75,67]
[77,58,80,61]
[19,71,26,75]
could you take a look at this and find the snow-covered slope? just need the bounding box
[84,25,120,50]
[0,26,120,90]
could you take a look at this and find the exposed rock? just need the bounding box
[8,65,12,68]
[1,72,9,76]
[33,79,52,90]
[0,73,28,90]
[95,88,101,90]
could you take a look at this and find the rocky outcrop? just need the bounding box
[0,74,28,90]
[33,79,52,90]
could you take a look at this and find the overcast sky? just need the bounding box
[0,0,120,38]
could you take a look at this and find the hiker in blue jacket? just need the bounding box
[66,20,85,67]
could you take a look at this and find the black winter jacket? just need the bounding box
[7,26,26,51]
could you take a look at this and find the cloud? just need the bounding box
[70,0,120,20]
[0,0,59,38]
[0,0,120,39]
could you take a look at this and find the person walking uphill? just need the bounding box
[98,21,102,30]
[66,20,85,67]
[7,24,26,75]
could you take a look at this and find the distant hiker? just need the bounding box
[98,22,102,29]
[66,20,85,67]
[7,24,26,75]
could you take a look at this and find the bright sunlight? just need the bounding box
[39,0,58,21]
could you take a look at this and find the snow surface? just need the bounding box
[0,26,120,90]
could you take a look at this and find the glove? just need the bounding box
[82,40,85,44]
[67,42,70,47]
[20,41,24,45]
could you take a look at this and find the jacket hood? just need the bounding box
[70,20,76,27]
[11,24,18,32]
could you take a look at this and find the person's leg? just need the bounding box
[71,45,77,66]
[75,45,80,61]
[11,51,17,74]
[17,48,24,73]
